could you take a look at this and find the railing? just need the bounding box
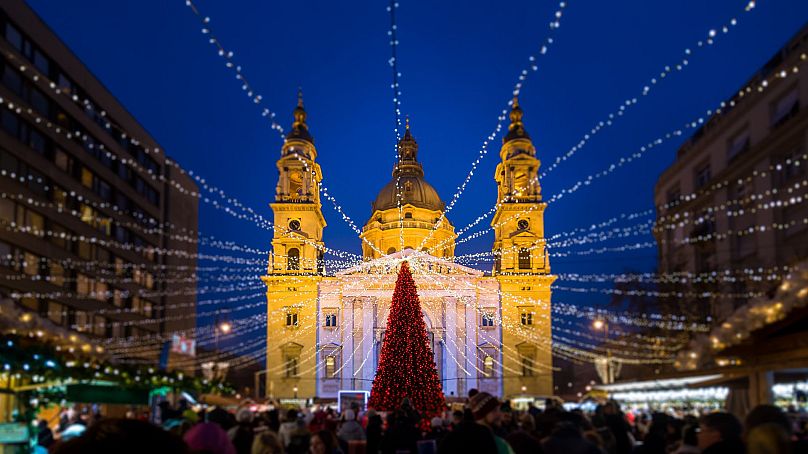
[361,220,453,232]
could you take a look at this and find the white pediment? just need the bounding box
[336,248,483,277]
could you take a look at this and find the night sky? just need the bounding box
[25,1,808,352]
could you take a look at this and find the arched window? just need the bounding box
[404,212,413,219]
[483,356,494,377]
[386,247,396,255]
[518,248,531,270]
[317,250,325,275]
[325,356,336,378]
[287,248,300,270]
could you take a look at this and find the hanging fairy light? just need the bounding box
[540,0,758,179]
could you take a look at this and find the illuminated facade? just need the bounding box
[264,96,554,400]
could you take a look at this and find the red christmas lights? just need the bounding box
[368,261,446,418]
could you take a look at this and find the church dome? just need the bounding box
[372,175,445,212]
[370,122,445,213]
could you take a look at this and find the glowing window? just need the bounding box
[287,248,300,270]
[483,356,494,377]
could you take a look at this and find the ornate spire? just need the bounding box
[287,87,314,143]
[394,117,423,177]
[503,95,531,143]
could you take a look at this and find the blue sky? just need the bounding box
[25,0,808,348]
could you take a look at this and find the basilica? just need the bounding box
[262,95,554,401]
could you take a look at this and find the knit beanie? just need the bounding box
[469,392,499,421]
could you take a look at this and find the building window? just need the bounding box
[325,356,336,378]
[386,247,396,255]
[665,185,681,208]
[520,310,533,326]
[285,356,299,377]
[54,149,71,172]
[49,260,65,287]
[518,248,531,269]
[483,356,494,377]
[317,251,325,275]
[694,162,711,190]
[726,129,750,162]
[776,149,805,186]
[4,23,23,51]
[324,311,337,328]
[287,248,300,270]
[0,199,13,223]
[771,87,799,128]
[404,212,413,219]
[285,311,299,327]
[481,312,495,327]
[47,301,62,325]
[521,354,535,377]
[22,252,39,276]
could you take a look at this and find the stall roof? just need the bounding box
[595,374,722,392]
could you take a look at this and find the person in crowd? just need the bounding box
[287,417,313,454]
[425,416,447,444]
[697,412,745,454]
[184,421,237,454]
[252,430,285,454]
[450,410,464,430]
[53,418,189,454]
[745,404,806,453]
[634,412,668,454]
[380,407,421,453]
[365,409,383,454]
[541,421,602,454]
[337,409,366,444]
[267,409,281,433]
[602,401,632,454]
[495,402,515,438]
[310,430,343,454]
[670,424,699,454]
[229,408,257,454]
[279,409,301,448]
[504,413,543,454]
[35,419,53,449]
[541,418,603,454]
[589,411,616,454]
[209,406,237,431]
[441,391,512,454]
[746,423,791,454]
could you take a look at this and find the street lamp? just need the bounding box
[293,386,298,399]
[219,322,232,334]
[592,319,612,384]
[214,321,232,353]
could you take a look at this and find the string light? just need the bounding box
[540,0,757,179]
[415,1,568,253]
[183,0,285,136]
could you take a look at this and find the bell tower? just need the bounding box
[269,90,326,275]
[492,97,555,397]
[262,91,325,399]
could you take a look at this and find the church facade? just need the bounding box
[262,95,555,401]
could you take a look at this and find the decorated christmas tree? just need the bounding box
[368,261,445,417]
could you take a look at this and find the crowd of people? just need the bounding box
[34,390,808,454]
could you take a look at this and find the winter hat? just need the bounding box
[183,422,236,454]
[469,392,500,421]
